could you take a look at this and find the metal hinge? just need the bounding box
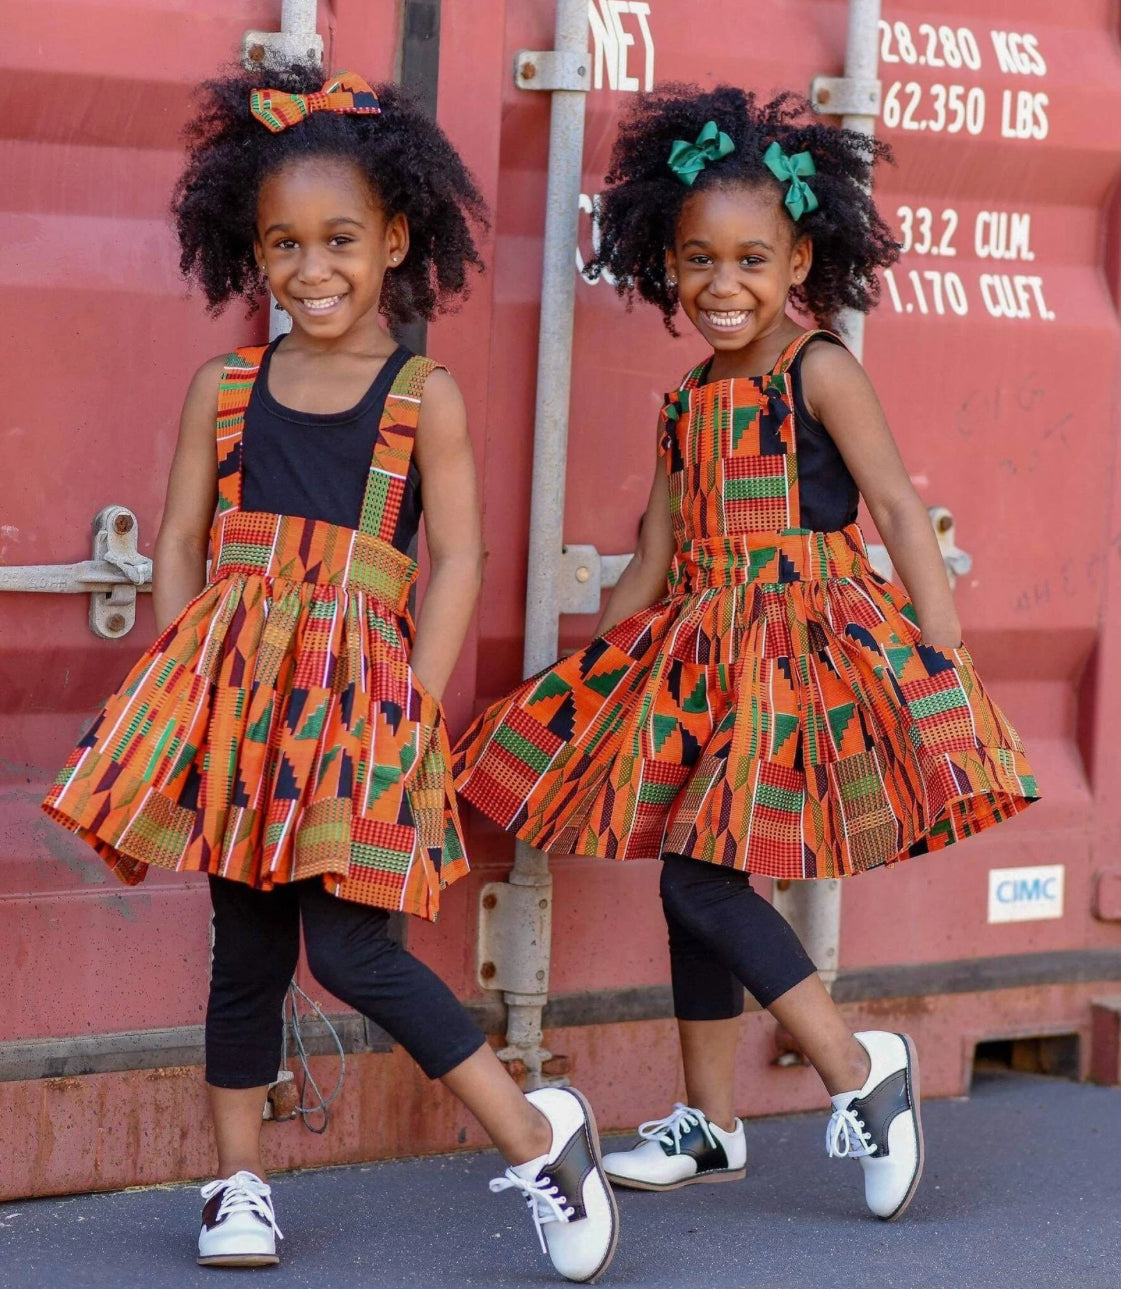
[810,75,882,117]
[514,50,589,92]
[477,872,553,998]
[0,506,152,639]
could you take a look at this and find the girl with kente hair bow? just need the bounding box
[43,62,619,1283]
[456,84,1037,1221]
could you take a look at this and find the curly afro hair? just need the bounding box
[173,63,488,325]
[587,84,898,331]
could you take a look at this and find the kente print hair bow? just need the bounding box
[249,71,381,133]
[762,140,819,220]
[667,120,735,186]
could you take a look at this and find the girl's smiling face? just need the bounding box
[667,182,812,363]
[254,157,408,342]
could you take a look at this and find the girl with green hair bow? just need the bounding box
[455,81,1037,1230]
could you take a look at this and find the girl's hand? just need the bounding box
[151,357,223,633]
[409,369,483,702]
[801,342,962,649]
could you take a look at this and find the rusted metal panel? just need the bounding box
[0,980,1108,1201]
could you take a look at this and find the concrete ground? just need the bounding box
[2,1070,1118,1289]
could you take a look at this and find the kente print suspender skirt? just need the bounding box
[45,348,467,920]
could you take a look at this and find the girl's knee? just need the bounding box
[658,852,690,907]
[303,925,397,1002]
[303,936,347,1000]
[660,852,719,916]
[211,931,299,1002]
[660,852,759,937]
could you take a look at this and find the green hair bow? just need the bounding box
[763,141,819,220]
[667,120,735,186]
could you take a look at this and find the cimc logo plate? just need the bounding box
[987,865,1065,923]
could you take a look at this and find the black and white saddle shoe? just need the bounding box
[490,1086,619,1283]
[603,1103,746,1191]
[826,1030,924,1221]
[197,1170,282,1267]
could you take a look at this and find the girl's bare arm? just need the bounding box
[410,369,484,700]
[151,357,223,633]
[595,458,676,635]
[802,342,961,649]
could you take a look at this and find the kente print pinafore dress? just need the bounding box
[454,331,1038,878]
[44,347,467,920]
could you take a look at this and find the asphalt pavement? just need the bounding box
[2,1070,1117,1289]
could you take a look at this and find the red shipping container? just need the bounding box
[1,0,1118,1197]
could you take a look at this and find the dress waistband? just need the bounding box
[210,511,417,614]
[668,524,871,593]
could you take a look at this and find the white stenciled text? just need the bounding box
[588,0,655,93]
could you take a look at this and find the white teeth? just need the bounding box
[299,295,342,311]
[702,309,749,329]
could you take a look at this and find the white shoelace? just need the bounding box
[638,1103,716,1154]
[200,1171,284,1240]
[825,1107,877,1159]
[489,1168,574,1253]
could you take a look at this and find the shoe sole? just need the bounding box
[878,1031,924,1222]
[606,1166,746,1192]
[197,1254,280,1267]
[562,1085,620,1285]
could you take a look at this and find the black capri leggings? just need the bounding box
[205,876,486,1088]
[660,853,818,1021]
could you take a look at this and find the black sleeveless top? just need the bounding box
[787,337,859,532]
[241,340,422,551]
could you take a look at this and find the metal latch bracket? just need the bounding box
[514,50,589,92]
[557,545,632,615]
[242,29,323,73]
[810,75,882,117]
[89,506,151,638]
[0,506,152,639]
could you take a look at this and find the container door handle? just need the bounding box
[0,506,152,639]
